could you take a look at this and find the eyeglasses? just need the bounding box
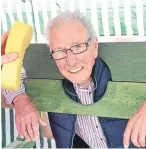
[50,38,91,60]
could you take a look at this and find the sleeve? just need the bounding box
[1,67,27,105]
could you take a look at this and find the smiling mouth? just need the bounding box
[69,67,83,73]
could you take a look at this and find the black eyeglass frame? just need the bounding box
[50,37,91,60]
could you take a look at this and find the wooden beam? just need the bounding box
[24,79,146,119]
[23,42,146,82]
[98,42,146,82]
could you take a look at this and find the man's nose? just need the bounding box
[66,50,76,66]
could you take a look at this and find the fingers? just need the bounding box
[14,102,43,142]
[38,117,47,127]
[139,125,146,147]
[123,120,133,148]
[1,52,19,65]
[1,31,9,45]
[17,114,40,142]
[20,117,31,142]
[131,129,141,147]
[124,113,146,148]
[15,116,24,138]
[26,117,35,141]
[31,115,39,140]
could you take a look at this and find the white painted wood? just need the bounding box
[79,0,86,14]
[124,0,133,35]
[90,0,99,36]
[5,108,11,146]
[136,0,144,36]
[7,2,16,25]
[32,0,43,43]
[15,2,24,22]
[13,110,18,140]
[24,0,36,43]
[1,12,8,32]
[98,36,146,43]
[69,0,75,12]
[112,0,121,36]
[101,0,110,36]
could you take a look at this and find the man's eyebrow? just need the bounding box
[55,47,65,51]
[54,41,81,51]
[58,47,64,50]
[71,41,80,46]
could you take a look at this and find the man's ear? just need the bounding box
[92,36,98,58]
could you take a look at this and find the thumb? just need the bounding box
[38,118,47,126]
[1,52,19,65]
[1,31,9,46]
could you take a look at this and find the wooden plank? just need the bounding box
[23,44,63,80]
[23,42,146,82]
[4,140,35,148]
[98,42,146,82]
[24,79,146,119]
[1,108,6,148]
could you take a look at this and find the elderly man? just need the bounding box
[2,11,146,148]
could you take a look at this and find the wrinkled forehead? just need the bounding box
[49,19,89,51]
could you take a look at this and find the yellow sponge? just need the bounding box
[1,21,33,90]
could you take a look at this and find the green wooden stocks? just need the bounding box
[25,80,146,119]
[23,42,146,119]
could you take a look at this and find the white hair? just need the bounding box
[43,10,96,47]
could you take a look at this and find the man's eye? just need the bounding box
[75,45,81,48]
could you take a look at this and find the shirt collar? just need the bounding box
[74,81,94,92]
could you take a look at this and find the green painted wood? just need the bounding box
[98,42,146,82]
[47,140,52,148]
[33,143,36,148]
[24,79,146,119]
[1,108,6,148]
[10,109,14,142]
[21,141,35,148]
[4,140,24,148]
[4,140,35,148]
[39,113,44,149]
[23,42,146,82]
[24,44,63,79]
[4,137,35,148]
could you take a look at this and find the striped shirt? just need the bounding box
[74,82,108,148]
[1,67,27,104]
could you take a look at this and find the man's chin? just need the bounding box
[68,78,88,86]
[65,77,83,84]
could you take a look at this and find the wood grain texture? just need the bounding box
[98,42,146,82]
[4,140,35,148]
[23,42,146,82]
[24,79,146,119]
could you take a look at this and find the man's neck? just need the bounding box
[77,77,93,89]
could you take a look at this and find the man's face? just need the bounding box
[49,20,98,85]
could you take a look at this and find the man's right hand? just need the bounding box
[13,93,47,142]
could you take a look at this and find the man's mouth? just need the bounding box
[69,66,83,73]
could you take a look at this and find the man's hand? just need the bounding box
[1,31,18,66]
[123,101,146,148]
[1,31,9,55]
[13,94,47,142]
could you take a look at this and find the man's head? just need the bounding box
[44,11,98,87]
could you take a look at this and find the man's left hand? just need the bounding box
[123,101,146,148]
